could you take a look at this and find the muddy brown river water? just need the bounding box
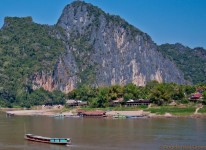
[0,112,206,150]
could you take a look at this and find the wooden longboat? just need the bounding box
[25,134,71,145]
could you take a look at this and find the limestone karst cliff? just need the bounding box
[0,1,189,96]
[39,1,186,93]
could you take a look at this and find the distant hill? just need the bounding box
[158,43,206,84]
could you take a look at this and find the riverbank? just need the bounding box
[2,105,206,118]
[4,108,73,116]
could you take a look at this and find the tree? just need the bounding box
[123,83,140,100]
[145,80,159,90]
[93,87,110,108]
[202,91,206,104]
[203,91,206,100]
[124,93,134,101]
[149,83,173,105]
[184,85,196,95]
[109,85,123,100]
[171,84,185,100]
[51,90,65,105]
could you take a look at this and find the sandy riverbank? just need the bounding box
[2,106,206,118]
[5,109,146,116]
[6,110,56,116]
[106,110,147,116]
[5,109,73,116]
[4,108,206,118]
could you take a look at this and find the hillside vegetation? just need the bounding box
[158,43,206,84]
[0,17,65,107]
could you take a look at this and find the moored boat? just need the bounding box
[126,115,146,119]
[25,134,71,145]
[65,115,80,118]
[52,114,65,118]
[113,114,126,119]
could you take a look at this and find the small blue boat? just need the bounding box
[52,114,65,118]
[126,115,146,119]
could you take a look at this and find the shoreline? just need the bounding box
[2,108,206,119]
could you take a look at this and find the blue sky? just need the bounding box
[0,0,205,48]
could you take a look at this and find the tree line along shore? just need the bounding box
[1,81,206,117]
[0,81,206,108]
[1,81,206,109]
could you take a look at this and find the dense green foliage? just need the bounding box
[0,17,65,107]
[68,81,206,108]
[18,88,66,108]
[158,43,206,84]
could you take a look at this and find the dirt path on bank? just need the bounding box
[194,105,203,114]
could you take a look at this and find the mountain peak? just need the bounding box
[70,0,89,6]
[58,0,106,25]
[58,0,146,40]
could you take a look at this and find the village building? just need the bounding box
[189,93,203,102]
[125,99,150,107]
[111,98,124,107]
[66,100,78,107]
[110,98,151,107]
[66,100,88,107]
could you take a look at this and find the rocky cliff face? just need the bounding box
[58,2,186,87]
[31,1,187,93]
[31,48,79,93]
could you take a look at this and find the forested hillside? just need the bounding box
[0,17,65,107]
[158,43,206,84]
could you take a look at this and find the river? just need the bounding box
[0,112,206,150]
